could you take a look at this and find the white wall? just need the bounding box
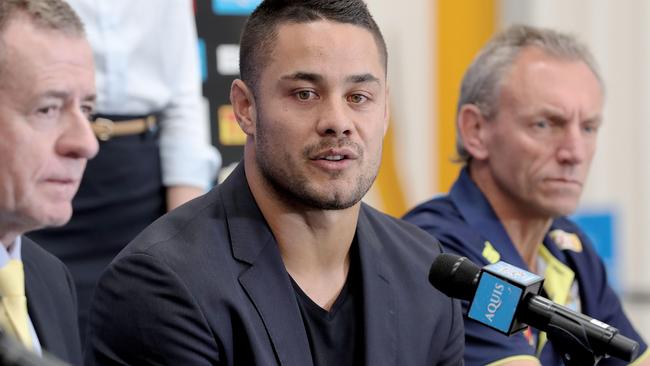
[364,0,438,209]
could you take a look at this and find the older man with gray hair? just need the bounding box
[0,0,98,363]
[405,24,649,366]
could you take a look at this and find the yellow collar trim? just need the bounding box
[482,241,501,264]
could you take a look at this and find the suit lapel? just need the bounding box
[22,239,67,358]
[222,164,312,366]
[238,243,313,366]
[356,206,397,366]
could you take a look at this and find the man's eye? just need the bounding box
[37,106,59,117]
[81,105,95,120]
[534,120,549,129]
[295,90,317,101]
[583,123,599,134]
[347,94,368,104]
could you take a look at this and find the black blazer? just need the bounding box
[85,163,464,365]
[23,236,82,365]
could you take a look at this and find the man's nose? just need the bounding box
[56,107,99,160]
[556,123,587,165]
[315,97,354,138]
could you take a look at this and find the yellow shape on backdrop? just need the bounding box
[218,104,247,146]
[436,0,496,192]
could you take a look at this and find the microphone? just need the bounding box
[429,253,640,363]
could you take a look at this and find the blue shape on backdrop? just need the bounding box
[571,209,618,290]
[212,0,262,15]
[198,38,207,82]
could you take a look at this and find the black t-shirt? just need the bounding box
[291,243,364,366]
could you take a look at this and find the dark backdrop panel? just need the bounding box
[195,0,261,176]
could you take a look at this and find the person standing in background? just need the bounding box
[28,0,221,340]
[0,0,100,363]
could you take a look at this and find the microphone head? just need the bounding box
[429,253,481,301]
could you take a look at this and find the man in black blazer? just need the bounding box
[85,1,464,365]
[0,0,99,364]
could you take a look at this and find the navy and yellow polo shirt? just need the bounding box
[404,168,649,366]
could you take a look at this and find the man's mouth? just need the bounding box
[322,155,345,161]
[545,177,582,187]
[311,147,359,161]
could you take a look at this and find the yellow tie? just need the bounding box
[0,260,33,349]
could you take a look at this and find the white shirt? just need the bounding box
[0,237,42,355]
[67,0,221,191]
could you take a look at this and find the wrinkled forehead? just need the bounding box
[501,47,603,97]
[0,14,91,78]
[497,50,604,121]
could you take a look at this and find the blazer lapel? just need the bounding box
[22,244,67,357]
[221,164,312,366]
[356,206,397,366]
[238,243,313,366]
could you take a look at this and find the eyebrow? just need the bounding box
[280,72,381,85]
[281,72,322,83]
[584,115,603,125]
[533,107,603,125]
[346,73,381,85]
[40,90,96,103]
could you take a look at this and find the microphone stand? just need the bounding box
[521,296,638,366]
[545,323,603,366]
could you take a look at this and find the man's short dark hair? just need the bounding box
[239,0,387,92]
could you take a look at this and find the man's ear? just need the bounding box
[230,79,257,136]
[458,104,490,160]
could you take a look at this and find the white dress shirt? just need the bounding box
[67,0,221,191]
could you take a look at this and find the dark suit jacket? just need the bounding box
[22,236,82,365]
[85,163,464,366]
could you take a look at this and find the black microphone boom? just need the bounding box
[523,294,639,362]
[429,253,640,363]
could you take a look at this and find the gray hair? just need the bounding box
[0,0,85,78]
[455,24,603,163]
